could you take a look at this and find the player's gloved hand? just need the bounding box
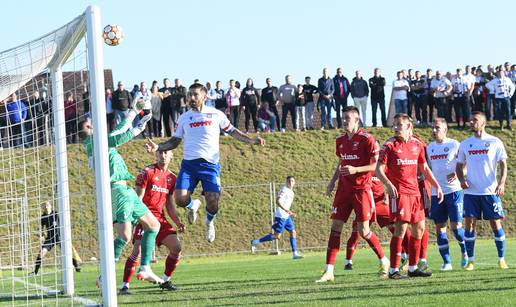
[130,111,152,137]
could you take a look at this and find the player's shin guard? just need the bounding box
[408,237,422,268]
[114,237,128,262]
[346,231,360,261]
[493,228,506,259]
[420,228,429,260]
[123,254,140,283]
[389,236,403,270]
[363,231,384,259]
[452,227,466,255]
[290,236,297,253]
[140,229,158,266]
[326,230,341,265]
[437,231,451,264]
[164,252,180,280]
[465,229,475,261]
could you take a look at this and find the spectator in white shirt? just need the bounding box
[492,70,515,130]
[392,71,410,114]
[431,71,452,121]
[450,69,469,129]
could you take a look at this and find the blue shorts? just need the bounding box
[430,191,463,224]
[272,216,295,234]
[176,158,221,193]
[463,194,505,220]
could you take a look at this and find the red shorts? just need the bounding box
[133,218,177,246]
[332,188,374,223]
[389,194,425,224]
[352,197,392,228]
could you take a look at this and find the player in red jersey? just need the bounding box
[376,113,443,279]
[120,150,185,294]
[316,106,389,283]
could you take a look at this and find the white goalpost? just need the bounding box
[0,5,116,306]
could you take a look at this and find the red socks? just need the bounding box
[390,236,403,269]
[403,227,411,254]
[123,254,140,283]
[346,231,360,260]
[326,230,341,265]
[420,228,429,259]
[363,231,384,259]
[164,252,180,277]
[409,237,422,266]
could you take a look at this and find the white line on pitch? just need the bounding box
[12,277,99,306]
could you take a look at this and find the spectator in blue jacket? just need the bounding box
[6,93,27,148]
[318,68,335,130]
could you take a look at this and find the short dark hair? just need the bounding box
[78,120,89,140]
[343,105,360,115]
[189,83,207,93]
[286,176,295,182]
[471,111,486,118]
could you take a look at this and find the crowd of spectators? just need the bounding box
[0,62,515,149]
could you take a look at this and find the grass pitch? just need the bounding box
[4,238,515,306]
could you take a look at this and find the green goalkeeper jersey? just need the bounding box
[84,129,135,183]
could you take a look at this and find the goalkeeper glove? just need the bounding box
[130,111,152,137]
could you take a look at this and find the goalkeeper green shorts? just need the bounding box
[111,184,149,224]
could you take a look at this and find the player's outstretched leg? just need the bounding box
[185,199,201,225]
[357,221,389,276]
[345,230,360,270]
[251,233,275,253]
[136,213,163,284]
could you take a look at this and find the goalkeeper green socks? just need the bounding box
[140,229,158,266]
[114,237,127,262]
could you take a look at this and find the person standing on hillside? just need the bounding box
[318,68,335,130]
[278,75,297,132]
[350,70,369,126]
[146,83,265,243]
[369,68,387,127]
[251,176,303,259]
[261,78,280,132]
[112,81,133,125]
[303,76,318,130]
[456,112,509,270]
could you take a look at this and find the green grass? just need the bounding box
[2,239,515,306]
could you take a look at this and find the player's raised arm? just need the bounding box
[228,129,265,146]
[147,136,182,153]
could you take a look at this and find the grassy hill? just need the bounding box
[0,123,514,259]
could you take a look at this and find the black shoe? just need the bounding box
[507,126,513,131]
[119,286,130,295]
[75,267,81,273]
[344,263,353,270]
[388,271,407,279]
[407,268,432,277]
[160,280,179,291]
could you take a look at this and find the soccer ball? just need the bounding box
[102,24,123,46]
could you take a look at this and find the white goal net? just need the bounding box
[0,5,114,306]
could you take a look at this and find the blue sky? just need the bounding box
[2,0,516,90]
